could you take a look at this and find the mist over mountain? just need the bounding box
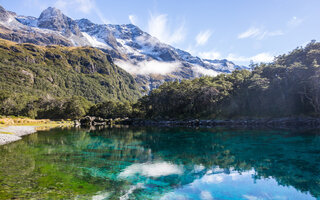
[0,5,248,90]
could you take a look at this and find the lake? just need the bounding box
[0,126,319,199]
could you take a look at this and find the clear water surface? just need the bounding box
[0,126,319,199]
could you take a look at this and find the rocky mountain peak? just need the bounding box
[0,4,249,91]
[0,5,10,21]
[76,18,94,27]
[75,18,96,32]
[37,7,82,37]
[0,5,6,14]
[38,7,63,22]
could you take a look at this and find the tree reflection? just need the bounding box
[0,127,319,199]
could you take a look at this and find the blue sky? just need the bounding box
[1,0,319,65]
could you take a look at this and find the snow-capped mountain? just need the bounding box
[0,5,248,90]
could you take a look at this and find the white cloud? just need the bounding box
[54,0,110,24]
[238,27,283,40]
[147,13,186,45]
[192,65,221,77]
[129,14,138,25]
[196,30,212,46]
[202,174,224,184]
[75,0,94,13]
[115,59,181,75]
[24,0,48,10]
[200,191,214,200]
[198,50,221,60]
[54,0,94,14]
[94,8,109,24]
[54,0,67,10]
[287,16,303,27]
[238,27,261,39]
[243,195,263,200]
[185,45,197,55]
[227,52,274,63]
[118,162,183,178]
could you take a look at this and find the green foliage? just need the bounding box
[88,101,132,119]
[0,39,141,119]
[2,38,320,120]
[135,41,320,119]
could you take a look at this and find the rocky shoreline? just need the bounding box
[76,116,320,128]
[2,117,318,145]
[0,126,37,145]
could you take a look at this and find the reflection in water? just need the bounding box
[161,168,312,200]
[0,127,319,199]
[119,162,183,178]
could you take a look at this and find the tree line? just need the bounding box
[1,41,320,120]
[134,41,320,119]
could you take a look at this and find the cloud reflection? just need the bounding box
[119,161,183,178]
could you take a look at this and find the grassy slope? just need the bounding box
[0,39,141,103]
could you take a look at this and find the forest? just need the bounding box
[127,40,320,119]
[1,40,320,120]
[0,39,140,119]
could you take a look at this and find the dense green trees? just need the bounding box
[0,92,92,119]
[1,39,320,120]
[0,39,141,119]
[135,41,320,119]
[88,101,132,119]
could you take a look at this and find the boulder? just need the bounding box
[79,116,95,126]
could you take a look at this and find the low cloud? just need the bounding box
[227,52,274,63]
[196,30,212,46]
[238,27,283,40]
[192,65,221,77]
[114,59,181,75]
[136,34,161,47]
[147,13,186,45]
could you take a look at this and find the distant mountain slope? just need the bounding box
[0,38,141,103]
[0,5,249,90]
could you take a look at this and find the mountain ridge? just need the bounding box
[0,5,249,90]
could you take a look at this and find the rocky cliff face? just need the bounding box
[0,5,73,46]
[37,7,82,37]
[0,5,249,90]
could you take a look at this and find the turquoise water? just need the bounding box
[0,127,319,199]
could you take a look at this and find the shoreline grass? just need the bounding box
[0,117,73,135]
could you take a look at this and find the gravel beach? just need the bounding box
[0,126,37,145]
